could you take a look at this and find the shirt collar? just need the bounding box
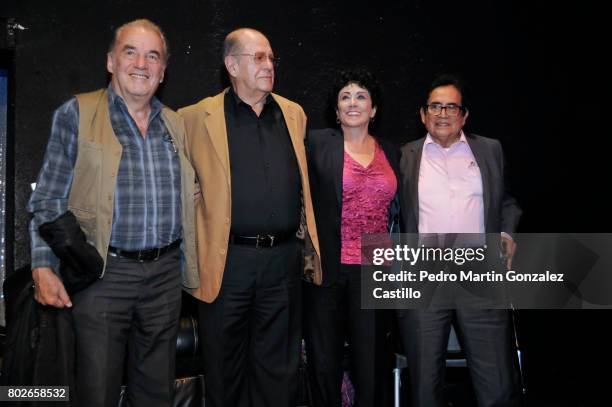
[227,86,275,109]
[107,83,163,122]
[424,131,467,148]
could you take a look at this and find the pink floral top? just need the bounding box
[340,143,397,265]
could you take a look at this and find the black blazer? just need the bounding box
[399,133,521,234]
[306,128,402,286]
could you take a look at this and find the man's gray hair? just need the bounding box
[109,19,169,63]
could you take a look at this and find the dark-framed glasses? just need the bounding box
[231,52,280,67]
[426,103,465,117]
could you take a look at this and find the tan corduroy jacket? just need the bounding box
[179,89,321,303]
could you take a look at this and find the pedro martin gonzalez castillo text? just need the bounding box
[359,233,590,309]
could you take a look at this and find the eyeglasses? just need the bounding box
[231,52,280,67]
[425,103,465,117]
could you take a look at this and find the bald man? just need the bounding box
[179,28,320,407]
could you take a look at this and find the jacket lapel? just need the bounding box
[330,129,344,207]
[274,94,308,180]
[202,91,231,178]
[408,139,424,228]
[465,134,490,228]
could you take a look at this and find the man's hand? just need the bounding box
[500,234,517,269]
[32,267,72,308]
[194,181,202,202]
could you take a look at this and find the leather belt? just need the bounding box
[108,239,181,262]
[229,232,294,248]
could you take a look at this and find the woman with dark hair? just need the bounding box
[304,68,400,406]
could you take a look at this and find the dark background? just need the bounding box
[1,0,609,405]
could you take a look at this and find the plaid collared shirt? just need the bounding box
[28,85,182,271]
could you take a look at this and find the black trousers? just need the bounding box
[198,238,302,407]
[71,246,182,407]
[303,264,391,407]
[397,309,522,407]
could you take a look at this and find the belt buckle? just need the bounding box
[136,247,162,262]
[255,234,274,249]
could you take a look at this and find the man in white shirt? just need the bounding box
[398,74,522,407]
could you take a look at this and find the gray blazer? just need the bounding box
[399,133,521,234]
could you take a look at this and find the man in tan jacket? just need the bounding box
[179,28,320,407]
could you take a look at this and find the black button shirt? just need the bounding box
[224,87,301,235]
